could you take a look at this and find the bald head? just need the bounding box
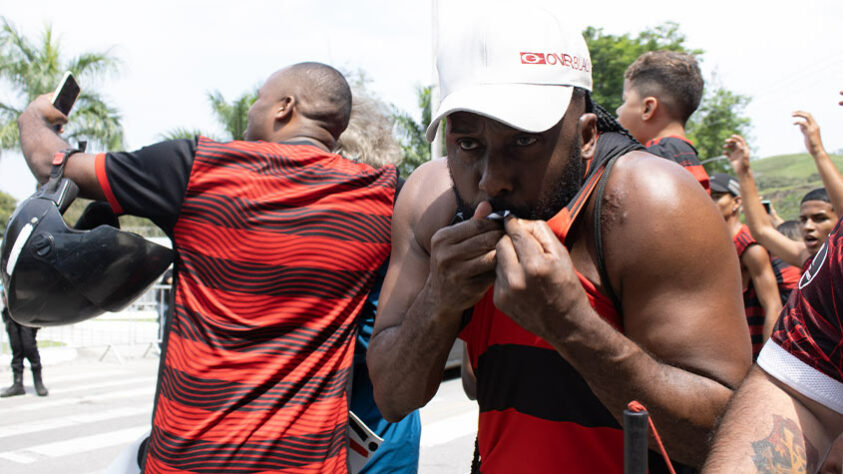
[273,62,352,138]
[245,62,352,146]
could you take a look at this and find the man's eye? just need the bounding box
[514,136,537,147]
[458,139,480,151]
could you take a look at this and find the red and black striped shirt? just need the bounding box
[759,217,843,414]
[733,225,800,359]
[645,136,710,194]
[97,137,396,472]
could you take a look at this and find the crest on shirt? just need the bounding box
[799,239,829,290]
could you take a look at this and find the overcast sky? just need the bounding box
[2,0,842,201]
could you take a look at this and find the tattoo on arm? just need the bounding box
[751,415,818,473]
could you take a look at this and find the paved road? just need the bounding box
[0,353,477,473]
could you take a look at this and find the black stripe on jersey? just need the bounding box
[171,303,354,355]
[197,141,397,190]
[476,344,619,428]
[180,193,391,244]
[178,249,376,299]
[149,424,346,472]
[746,315,765,327]
[157,365,350,412]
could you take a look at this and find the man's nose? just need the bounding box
[477,154,513,198]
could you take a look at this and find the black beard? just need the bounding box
[448,141,585,223]
[528,141,584,221]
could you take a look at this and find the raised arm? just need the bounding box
[725,135,809,266]
[793,110,843,214]
[741,245,783,341]
[18,94,103,200]
[703,367,842,473]
[367,159,503,421]
[491,154,751,466]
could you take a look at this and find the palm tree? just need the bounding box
[157,127,206,142]
[159,91,254,142]
[207,90,256,141]
[391,85,433,177]
[0,17,124,156]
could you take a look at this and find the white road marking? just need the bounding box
[0,386,155,416]
[0,426,149,464]
[0,405,151,439]
[37,369,129,385]
[49,376,156,396]
[420,410,478,447]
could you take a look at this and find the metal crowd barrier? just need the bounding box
[0,284,170,365]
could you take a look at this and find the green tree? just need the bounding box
[157,127,205,141]
[391,85,432,177]
[207,90,256,141]
[159,90,255,142]
[583,22,751,170]
[687,84,752,172]
[0,17,124,154]
[584,22,701,114]
[0,189,16,236]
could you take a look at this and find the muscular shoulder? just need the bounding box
[601,150,734,273]
[395,158,457,254]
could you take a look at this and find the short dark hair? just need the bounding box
[801,187,830,205]
[624,51,703,124]
[777,220,802,241]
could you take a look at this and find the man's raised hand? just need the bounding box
[793,111,825,157]
[724,134,751,176]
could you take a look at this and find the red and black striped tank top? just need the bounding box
[733,225,800,359]
[458,133,640,473]
[145,138,396,472]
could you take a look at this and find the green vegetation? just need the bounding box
[392,85,433,178]
[583,22,751,175]
[750,153,843,221]
[0,17,124,154]
[0,189,16,236]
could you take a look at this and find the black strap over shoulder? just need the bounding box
[591,132,644,317]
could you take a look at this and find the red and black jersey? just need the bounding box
[459,132,681,473]
[771,257,800,303]
[733,225,768,358]
[758,217,843,414]
[645,136,710,194]
[733,226,799,359]
[96,137,396,472]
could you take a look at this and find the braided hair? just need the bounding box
[584,91,639,143]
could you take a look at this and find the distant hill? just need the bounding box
[750,153,843,222]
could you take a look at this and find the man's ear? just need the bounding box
[275,96,295,122]
[579,113,598,161]
[641,97,658,122]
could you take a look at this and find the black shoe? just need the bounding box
[32,369,48,397]
[0,373,24,398]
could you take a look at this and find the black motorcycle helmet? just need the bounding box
[0,149,174,326]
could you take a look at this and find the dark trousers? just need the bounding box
[3,311,41,374]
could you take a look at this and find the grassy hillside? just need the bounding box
[750,153,843,222]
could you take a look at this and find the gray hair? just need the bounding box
[334,88,402,168]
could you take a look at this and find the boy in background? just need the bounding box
[617,51,710,192]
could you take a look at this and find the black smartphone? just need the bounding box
[761,199,771,214]
[51,71,80,116]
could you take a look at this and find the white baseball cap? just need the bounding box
[427,3,593,142]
